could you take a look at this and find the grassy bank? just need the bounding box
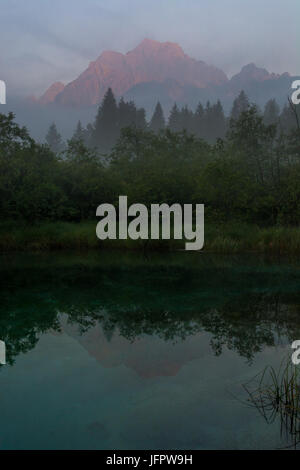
[1,220,300,254]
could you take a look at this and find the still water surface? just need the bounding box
[0,252,300,449]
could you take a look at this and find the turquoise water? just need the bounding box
[0,252,300,450]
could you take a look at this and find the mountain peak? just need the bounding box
[131,38,185,58]
[232,63,279,83]
[242,63,262,70]
[40,40,228,107]
[137,38,161,48]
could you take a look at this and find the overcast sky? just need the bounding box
[1,0,299,97]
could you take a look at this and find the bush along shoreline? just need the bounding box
[0,88,300,253]
[1,221,300,254]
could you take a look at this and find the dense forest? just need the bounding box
[46,88,298,151]
[1,88,300,229]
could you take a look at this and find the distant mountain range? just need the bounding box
[34,38,297,113]
[4,38,298,141]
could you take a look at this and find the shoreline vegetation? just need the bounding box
[2,220,300,254]
[1,89,300,255]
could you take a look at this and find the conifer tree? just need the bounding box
[92,88,118,152]
[211,100,227,141]
[149,102,165,133]
[118,98,147,131]
[72,121,85,141]
[45,122,64,154]
[85,123,94,147]
[203,101,213,142]
[230,90,250,122]
[193,102,205,138]
[168,103,181,132]
[263,99,280,126]
[118,98,136,130]
[279,103,300,133]
[135,108,147,129]
[180,105,194,134]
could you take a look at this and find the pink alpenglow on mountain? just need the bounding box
[41,39,228,107]
[39,82,65,105]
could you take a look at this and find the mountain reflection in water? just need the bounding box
[0,252,300,449]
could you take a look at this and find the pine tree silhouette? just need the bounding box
[193,103,205,138]
[45,122,64,153]
[92,88,118,152]
[168,103,181,132]
[85,123,94,147]
[263,99,280,126]
[118,98,136,129]
[135,108,147,129]
[230,90,250,122]
[211,100,226,141]
[180,105,194,133]
[149,102,165,133]
[72,121,85,141]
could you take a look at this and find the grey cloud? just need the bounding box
[0,0,299,96]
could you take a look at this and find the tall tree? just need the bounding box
[168,103,181,132]
[92,88,118,153]
[230,90,250,122]
[118,98,147,130]
[228,105,276,185]
[193,103,205,138]
[279,102,300,133]
[45,123,64,154]
[135,108,147,130]
[211,100,227,141]
[118,98,137,130]
[149,102,165,133]
[72,121,85,142]
[179,105,194,134]
[263,99,280,126]
[84,123,95,147]
[203,101,213,142]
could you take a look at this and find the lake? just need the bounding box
[0,251,300,450]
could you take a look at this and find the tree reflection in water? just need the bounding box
[1,252,300,366]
